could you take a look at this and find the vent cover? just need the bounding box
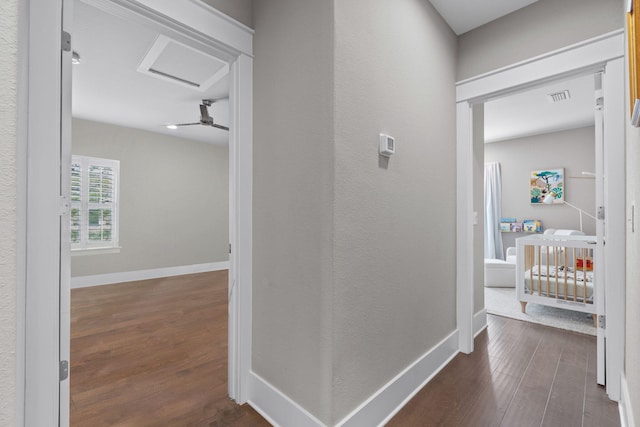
[547,90,571,103]
[137,35,228,92]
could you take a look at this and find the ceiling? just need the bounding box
[72,0,230,146]
[484,74,596,143]
[429,0,539,35]
[73,0,592,147]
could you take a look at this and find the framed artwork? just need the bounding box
[530,168,564,204]
[523,220,543,233]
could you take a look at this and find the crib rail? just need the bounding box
[516,234,597,315]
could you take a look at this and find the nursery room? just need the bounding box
[483,72,598,335]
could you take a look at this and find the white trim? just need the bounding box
[109,0,254,57]
[24,0,64,425]
[228,53,253,403]
[248,331,460,427]
[248,372,328,427]
[457,29,624,102]
[456,101,475,354]
[70,261,229,288]
[71,247,122,256]
[620,374,637,427]
[456,31,626,401]
[337,330,459,427]
[473,309,487,337]
[59,1,73,423]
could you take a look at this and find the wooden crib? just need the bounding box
[515,234,598,326]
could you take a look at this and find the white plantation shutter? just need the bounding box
[71,155,120,251]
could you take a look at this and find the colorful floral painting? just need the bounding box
[530,168,564,204]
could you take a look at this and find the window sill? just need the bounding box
[71,247,122,256]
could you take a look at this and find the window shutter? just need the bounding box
[70,161,82,244]
[71,155,120,251]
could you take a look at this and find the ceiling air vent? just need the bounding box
[547,90,571,103]
[137,35,228,92]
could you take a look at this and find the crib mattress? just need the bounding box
[524,265,594,303]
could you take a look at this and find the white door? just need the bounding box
[602,57,626,401]
[593,72,605,385]
[59,0,73,424]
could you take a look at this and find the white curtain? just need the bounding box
[484,162,504,259]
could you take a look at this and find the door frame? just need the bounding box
[22,0,254,424]
[456,29,625,400]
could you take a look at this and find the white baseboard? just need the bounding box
[248,372,328,427]
[70,261,229,288]
[620,374,637,427]
[474,309,488,337]
[337,330,459,427]
[248,330,459,427]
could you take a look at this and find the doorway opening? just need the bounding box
[23,0,254,424]
[67,1,233,424]
[455,29,625,401]
[482,72,601,336]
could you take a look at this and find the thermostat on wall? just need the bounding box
[379,133,395,157]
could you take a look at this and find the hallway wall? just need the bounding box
[0,0,19,424]
[332,0,457,419]
[253,0,457,424]
[457,0,623,81]
[200,0,253,28]
[253,0,335,422]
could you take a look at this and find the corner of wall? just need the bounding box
[620,374,637,427]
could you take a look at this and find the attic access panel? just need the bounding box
[137,34,229,91]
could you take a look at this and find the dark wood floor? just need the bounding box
[70,270,269,427]
[388,314,620,427]
[71,273,618,427]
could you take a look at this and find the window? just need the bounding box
[70,155,120,253]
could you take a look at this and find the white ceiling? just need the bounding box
[72,0,229,146]
[429,0,539,35]
[484,74,596,143]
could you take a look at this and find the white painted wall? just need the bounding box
[457,0,623,81]
[485,126,596,251]
[626,113,640,427]
[200,0,253,28]
[71,118,229,277]
[252,0,335,423]
[0,0,19,424]
[626,19,640,424]
[332,0,457,422]
[253,0,456,423]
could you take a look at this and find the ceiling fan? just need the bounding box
[170,99,229,131]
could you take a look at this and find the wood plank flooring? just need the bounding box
[388,315,620,427]
[70,270,269,427]
[72,273,618,427]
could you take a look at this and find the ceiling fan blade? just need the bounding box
[174,122,201,127]
[212,123,230,131]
